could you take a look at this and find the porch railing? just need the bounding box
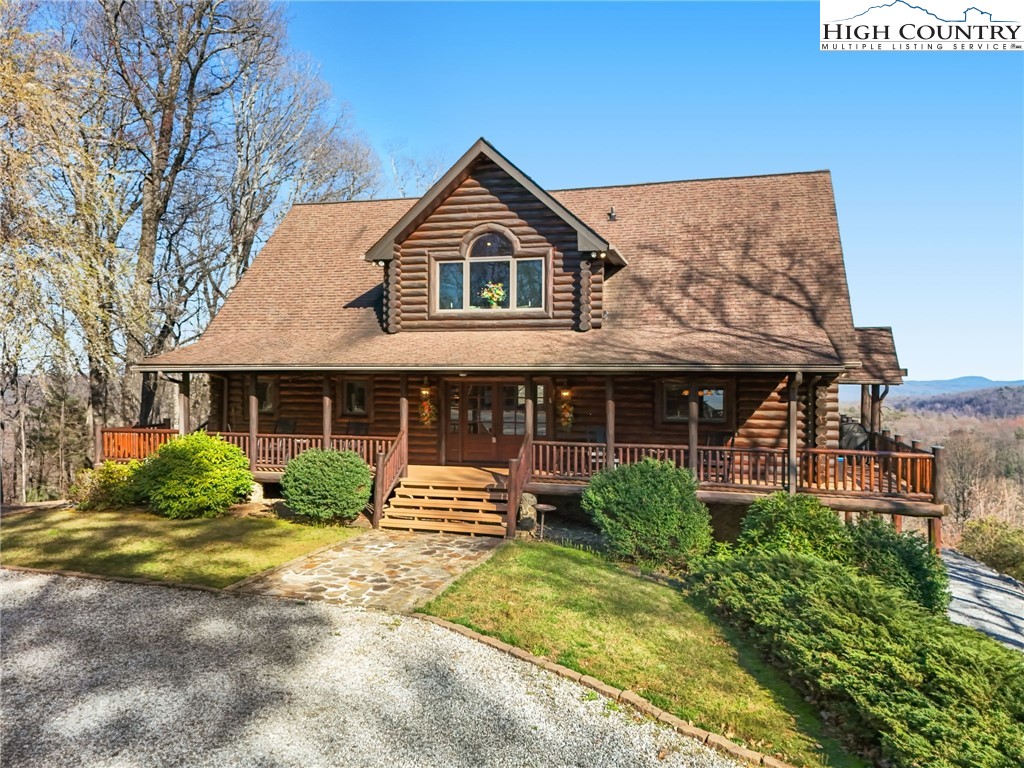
[99,426,396,474]
[506,432,534,539]
[530,440,937,502]
[372,429,408,528]
[101,428,180,462]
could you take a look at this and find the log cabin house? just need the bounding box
[107,139,944,542]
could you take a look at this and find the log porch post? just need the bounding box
[399,375,409,479]
[322,375,333,449]
[248,374,258,472]
[787,372,803,494]
[605,377,615,469]
[930,445,945,551]
[177,372,190,435]
[525,375,535,437]
[860,384,871,431]
[688,381,699,474]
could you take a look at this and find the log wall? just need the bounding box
[212,371,836,463]
[392,159,600,331]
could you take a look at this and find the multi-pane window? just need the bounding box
[435,232,545,312]
[255,377,276,415]
[342,380,368,416]
[663,381,727,423]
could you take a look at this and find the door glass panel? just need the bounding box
[469,262,511,309]
[502,385,526,435]
[438,262,463,310]
[466,385,493,434]
[448,385,460,433]
[516,259,544,308]
[535,384,547,437]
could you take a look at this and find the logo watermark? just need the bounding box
[820,0,1022,50]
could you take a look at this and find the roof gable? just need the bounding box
[363,138,625,265]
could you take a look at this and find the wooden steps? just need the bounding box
[380,474,508,537]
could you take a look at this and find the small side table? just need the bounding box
[533,503,556,540]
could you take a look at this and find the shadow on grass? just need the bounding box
[0,507,358,587]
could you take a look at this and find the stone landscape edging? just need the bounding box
[417,613,797,768]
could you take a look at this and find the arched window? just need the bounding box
[436,230,546,312]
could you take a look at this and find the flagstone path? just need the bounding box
[229,530,500,612]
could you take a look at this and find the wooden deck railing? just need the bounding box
[99,427,396,474]
[506,432,534,539]
[695,446,787,490]
[101,428,180,462]
[372,429,408,528]
[614,443,688,468]
[532,440,607,481]
[796,448,934,499]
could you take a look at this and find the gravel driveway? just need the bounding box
[944,549,1024,651]
[1,570,739,768]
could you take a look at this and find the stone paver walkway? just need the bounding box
[944,548,1024,651]
[231,531,500,612]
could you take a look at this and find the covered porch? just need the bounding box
[99,367,946,547]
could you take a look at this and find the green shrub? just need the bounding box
[736,492,852,562]
[691,552,1024,768]
[961,518,1024,582]
[69,460,144,510]
[581,458,712,568]
[280,449,371,523]
[133,431,251,519]
[850,515,950,613]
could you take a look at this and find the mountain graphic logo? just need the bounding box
[829,1,1018,23]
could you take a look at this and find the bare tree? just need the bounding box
[386,140,446,198]
[944,429,997,524]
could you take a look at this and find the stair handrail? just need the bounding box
[505,431,534,539]
[373,428,408,528]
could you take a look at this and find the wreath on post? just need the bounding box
[420,395,438,426]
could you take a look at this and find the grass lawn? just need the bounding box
[421,540,865,768]
[0,506,362,588]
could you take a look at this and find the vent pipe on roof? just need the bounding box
[607,206,616,221]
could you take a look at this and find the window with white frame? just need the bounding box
[435,232,545,312]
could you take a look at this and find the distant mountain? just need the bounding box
[892,377,1024,399]
[890,386,1024,419]
[839,377,1024,402]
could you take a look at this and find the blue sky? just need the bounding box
[285,1,1023,381]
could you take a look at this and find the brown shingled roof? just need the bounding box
[140,164,863,373]
[840,327,906,385]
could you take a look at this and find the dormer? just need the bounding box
[364,139,625,333]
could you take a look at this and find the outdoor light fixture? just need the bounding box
[560,388,572,399]
[420,386,431,397]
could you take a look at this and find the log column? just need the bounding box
[399,375,409,479]
[930,445,945,551]
[322,375,333,449]
[605,377,615,469]
[177,373,190,435]
[688,382,699,474]
[860,384,871,430]
[787,372,803,494]
[248,374,258,472]
[525,375,535,438]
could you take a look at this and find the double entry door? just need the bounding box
[445,381,530,464]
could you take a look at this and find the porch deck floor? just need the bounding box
[406,464,508,487]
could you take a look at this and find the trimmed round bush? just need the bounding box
[133,431,251,519]
[280,449,371,523]
[581,458,712,568]
[736,492,852,562]
[850,514,950,613]
[69,460,144,510]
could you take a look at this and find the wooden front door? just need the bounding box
[445,381,527,464]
